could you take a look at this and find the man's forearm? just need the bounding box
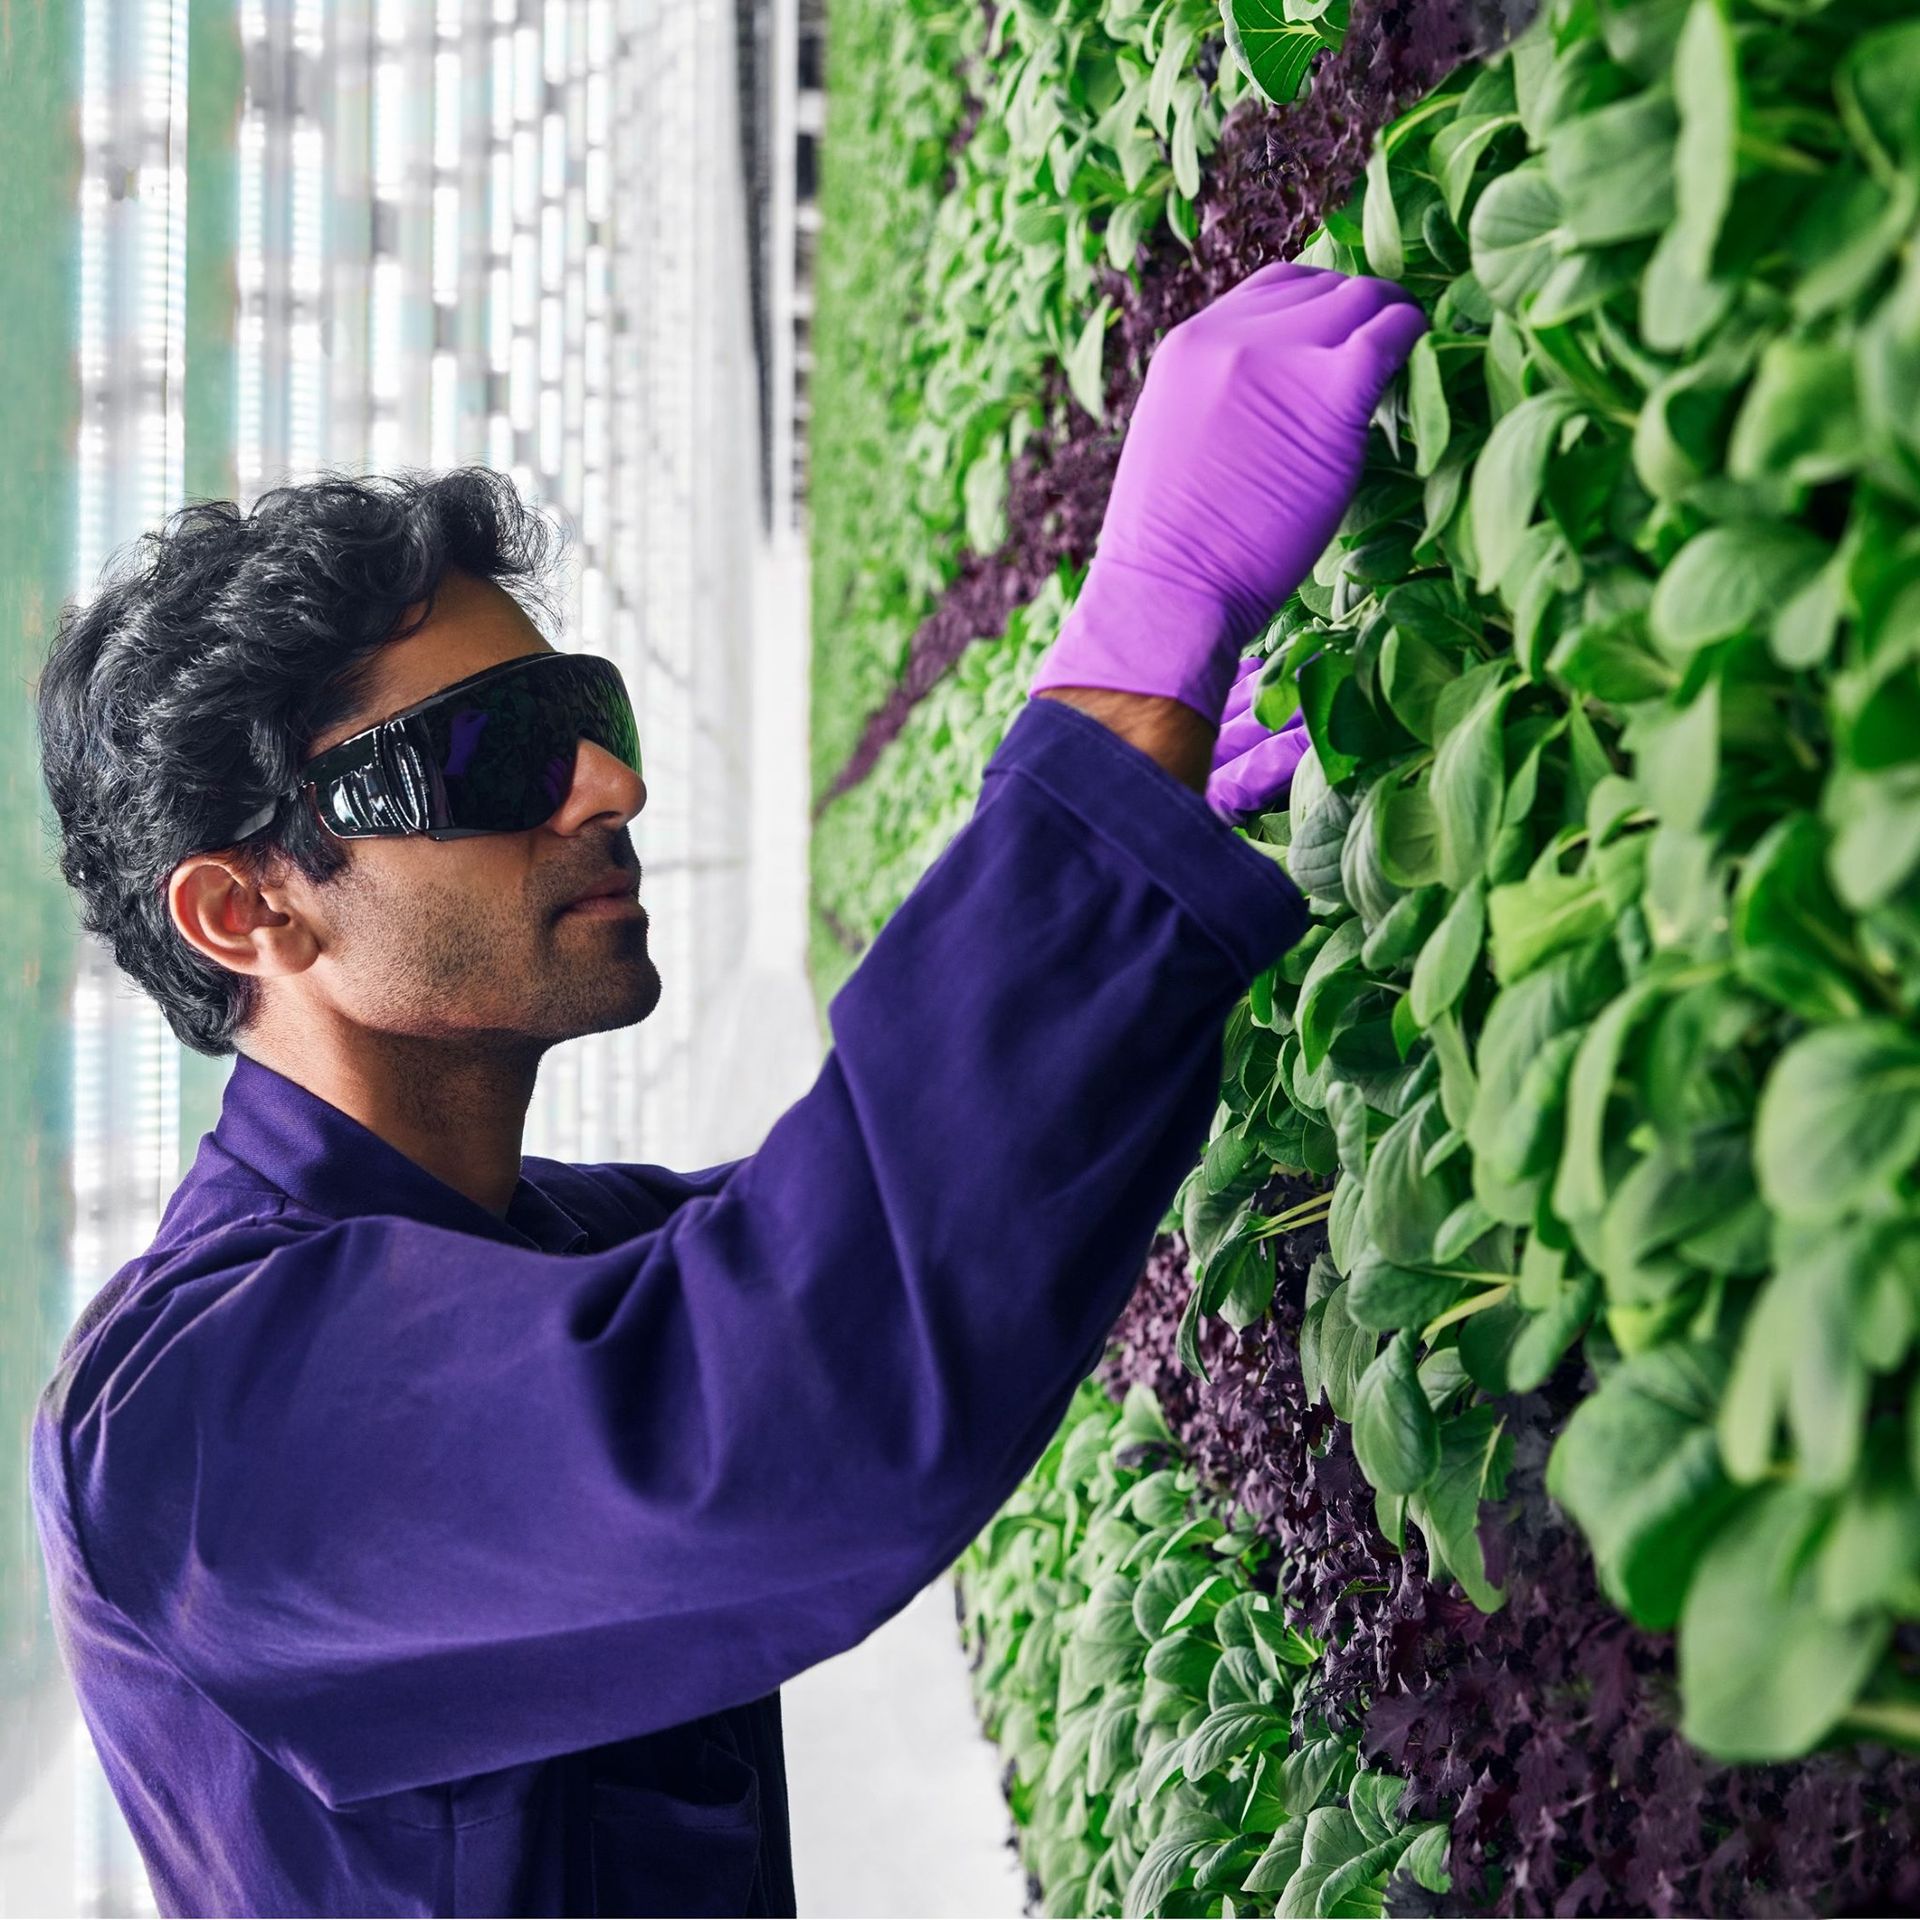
[1032,687,1216,798]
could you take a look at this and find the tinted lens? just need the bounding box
[417,655,641,833]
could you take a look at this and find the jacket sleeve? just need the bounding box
[64,694,1308,1809]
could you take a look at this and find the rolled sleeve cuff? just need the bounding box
[983,694,1310,981]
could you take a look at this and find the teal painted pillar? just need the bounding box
[177,0,246,1170]
[0,0,80,1707]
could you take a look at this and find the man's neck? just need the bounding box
[239,1035,542,1220]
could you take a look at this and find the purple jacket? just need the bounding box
[29,695,1307,1918]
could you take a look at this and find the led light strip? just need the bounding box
[70,4,187,1908]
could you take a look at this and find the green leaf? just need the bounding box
[1487,871,1611,984]
[1816,1431,1920,1621]
[1105,194,1149,272]
[1726,339,1864,488]
[1407,1401,1512,1610]
[1622,679,1718,834]
[1219,1,1322,108]
[1732,814,1868,1023]
[1362,885,1445,974]
[1346,1247,1461,1332]
[1543,89,1677,246]
[1506,1269,1599,1393]
[1432,675,1516,888]
[1278,1805,1374,1919]
[1468,938,1622,1186]
[1209,1645,1270,1712]
[1470,392,1586,595]
[1399,1823,1454,1894]
[1216,1237,1281,1330]
[963,435,1010,555]
[1668,0,1737,273]
[1410,877,1486,1028]
[1088,1699,1139,1795]
[1296,917,1368,1074]
[1375,774,1442,891]
[1362,1093,1459,1266]
[1405,333,1450,480]
[1546,1342,1742,1629]
[1242,1814,1312,1893]
[1347,1769,1407,1844]
[1468,161,1564,311]
[1825,765,1920,912]
[1352,1329,1442,1495]
[1290,772,1356,908]
[1721,1221,1879,1492]
[1119,1379,1177,1449]
[1171,86,1201,199]
[1301,1279,1379,1423]
[1123,1811,1236,1917]
[1147,1630,1224,1699]
[1182,1702,1289,1783]
[1648,522,1831,657]
[1433,109,1519,224]
[1066,295,1114,420]
[1362,138,1403,282]
[1248,1604,1322,1672]
[1754,1021,1920,1223]
[1319,1834,1413,1916]
[1379,631,1455,751]
[1837,19,1920,178]
[1678,1485,1891,1762]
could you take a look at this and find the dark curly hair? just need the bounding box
[34,466,568,1057]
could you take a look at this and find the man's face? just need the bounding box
[175,567,661,1054]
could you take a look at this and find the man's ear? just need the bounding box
[167,849,321,980]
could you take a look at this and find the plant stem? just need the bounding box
[1420,1282,1514,1343]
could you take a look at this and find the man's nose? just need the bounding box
[547,737,647,832]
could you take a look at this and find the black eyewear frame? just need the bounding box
[220,652,641,846]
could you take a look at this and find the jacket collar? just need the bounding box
[209,1052,591,1255]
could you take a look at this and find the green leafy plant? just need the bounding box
[810,0,982,796]
[811,0,1309,806]
[957,1377,1450,1917]
[810,567,1076,1004]
[1171,0,1920,1765]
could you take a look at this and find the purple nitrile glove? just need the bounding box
[1030,261,1429,725]
[1206,651,1311,825]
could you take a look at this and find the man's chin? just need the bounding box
[551,953,662,1041]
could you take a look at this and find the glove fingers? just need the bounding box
[1208,722,1313,816]
[1230,260,1332,304]
[1274,274,1422,349]
[1349,294,1433,369]
[1220,655,1262,725]
[1216,702,1277,762]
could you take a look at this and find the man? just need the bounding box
[29,262,1423,1917]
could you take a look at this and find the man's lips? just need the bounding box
[557,872,644,918]
[560,893,645,920]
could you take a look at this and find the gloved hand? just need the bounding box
[1030,261,1429,725]
[1206,652,1310,825]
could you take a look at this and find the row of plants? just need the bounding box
[1103,1205,1920,1916]
[811,567,1074,1005]
[1179,0,1920,1766]
[957,1369,1452,1918]
[808,0,1488,867]
[810,0,1920,1908]
[812,0,1296,810]
[809,0,980,798]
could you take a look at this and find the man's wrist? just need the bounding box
[1031,687,1216,796]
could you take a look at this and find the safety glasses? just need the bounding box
[226,651,642,843]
